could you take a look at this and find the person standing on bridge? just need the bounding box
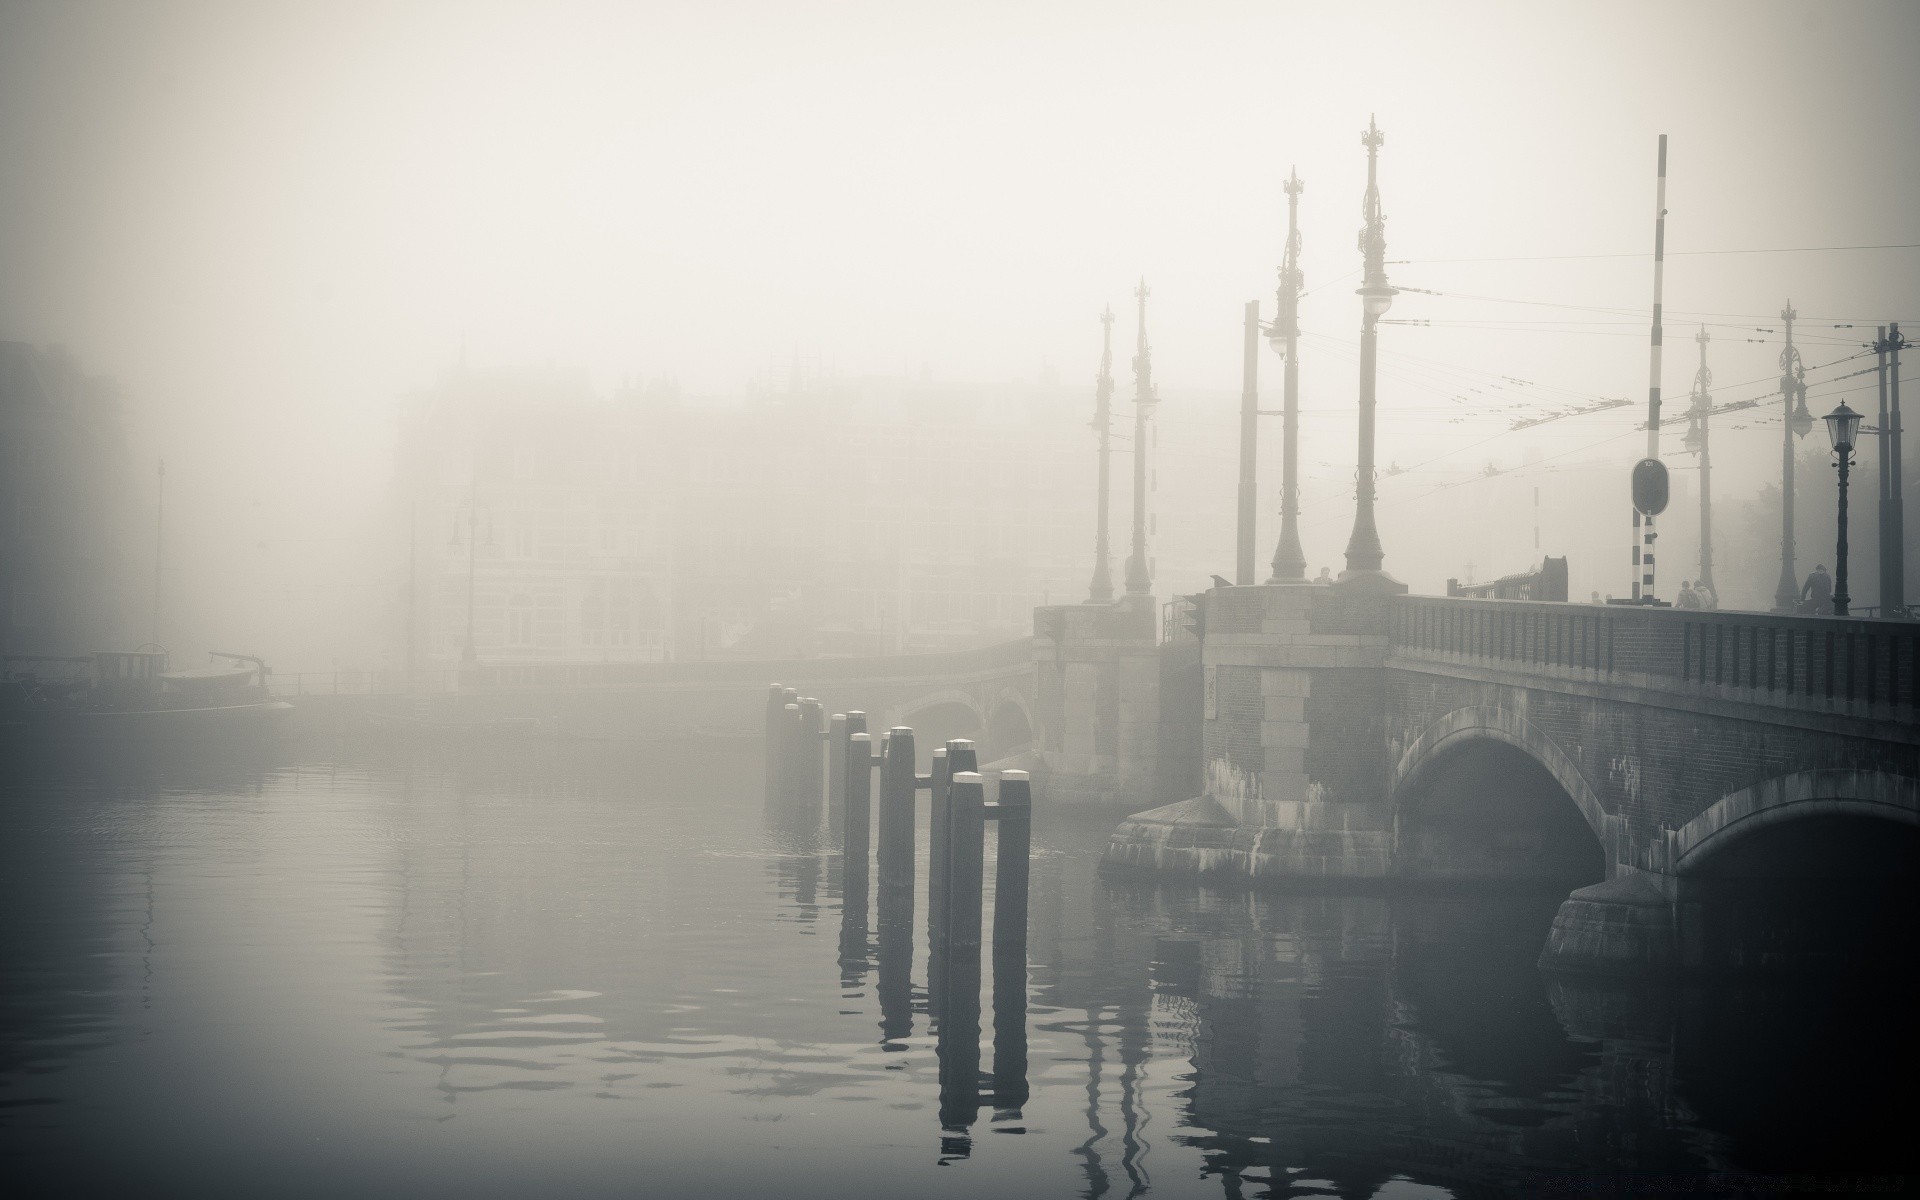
[1801,564,1833,615]
[1676,580,1701,609]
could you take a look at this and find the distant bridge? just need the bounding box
[327,639,1038,759]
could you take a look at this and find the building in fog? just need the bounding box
[0,342,137,656]
[393,368,1101,669]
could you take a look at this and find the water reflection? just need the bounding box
[1,741,1915,1198]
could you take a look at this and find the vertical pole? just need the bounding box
[991,771,1032,961]
[781,702,802,806]
[1089,308,1117,603]
[764,683,786,800]
[798,698,825,815]
[1236,300,1259,585]
[1342,118,1392,578]
[1638,134,1669,603]
[937,772,987,1133]
[827,713,848,828]
[878,727,917,897]
[934,741,977,936]
[876,831,914,1047]
[1774,303,1806,612]
[1835,450,1852,618]
[1125,280,1156,595]
[946,772,987,956]
[1883,325,1907,618]
[989,770,1031,1115]
[927,747,953,945]
[1270,167,1308,583]
[845,731,873,889]
[1692,325,1715,599]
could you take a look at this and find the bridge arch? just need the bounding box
[1669,769,1920,973]
[894,689,984,751]
[983,686,1034,761]
[1393,705,1611,839]
[1391,705,1612,883]
[1672,769,1919,875]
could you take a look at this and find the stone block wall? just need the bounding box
[1032,595,1160,809]
[1199,584,1393,834]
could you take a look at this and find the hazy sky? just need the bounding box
[3,0,1916,652]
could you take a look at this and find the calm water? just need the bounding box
[2,739,1915,1199]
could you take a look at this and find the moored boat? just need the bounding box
[2,648,292,740]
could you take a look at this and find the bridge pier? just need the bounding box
[1103,589,1920,976]
[1031,595,1162,811]
[1106,583,1399,882]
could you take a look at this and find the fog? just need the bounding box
[3,0,1916,671]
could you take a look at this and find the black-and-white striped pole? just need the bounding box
[1637,134,1668,602]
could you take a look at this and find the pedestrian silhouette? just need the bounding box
[1801,565,1832,614]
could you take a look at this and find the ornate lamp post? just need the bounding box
[1087,307,1117,603]
[1682,326,1716,601]
[1824,401,1863,617]
[1340,117,1401,588]
[1266,168,1308,582]
[1771,303,1815,611]
[1124,280,1157,597]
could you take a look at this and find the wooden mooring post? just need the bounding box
[796,697,824,812]
[844,731,873,895]
[934,769,1032,1132]
[789,689,1034,1128]
[877,727,917,898]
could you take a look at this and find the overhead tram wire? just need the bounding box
[1389,371,1920,506]
[1393,283,1894,333]
[1301,327,1626,406]
[1387,241,1920,265]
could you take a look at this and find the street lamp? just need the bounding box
[1772,303,1816,612]
[1265,168,1308,583]
[1358,282,1396,318]
[1824,401,1863,617]
[1338,115,1402,589]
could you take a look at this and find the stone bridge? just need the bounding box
[1102,584,1919,973]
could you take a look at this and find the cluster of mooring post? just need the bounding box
[763,684,1033,1152]
[763,685,825,827]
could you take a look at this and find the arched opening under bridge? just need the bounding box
[1396,738,1605,888]
[983,700,1032,763]
[1676,810,1920,975]
[899,700,982,767]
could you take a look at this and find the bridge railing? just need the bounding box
[1389,595,1917,717]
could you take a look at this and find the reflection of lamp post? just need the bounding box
[1824,401,1863,617]
[1341,117,1399,584]
[1772,303,1815,611]
[1266,168,1308,582]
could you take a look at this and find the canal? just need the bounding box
[2,738,1914,1197]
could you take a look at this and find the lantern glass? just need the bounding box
[1361,288,1395,317]
[1789,395,1814,439]
[1823,401,1862,453]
